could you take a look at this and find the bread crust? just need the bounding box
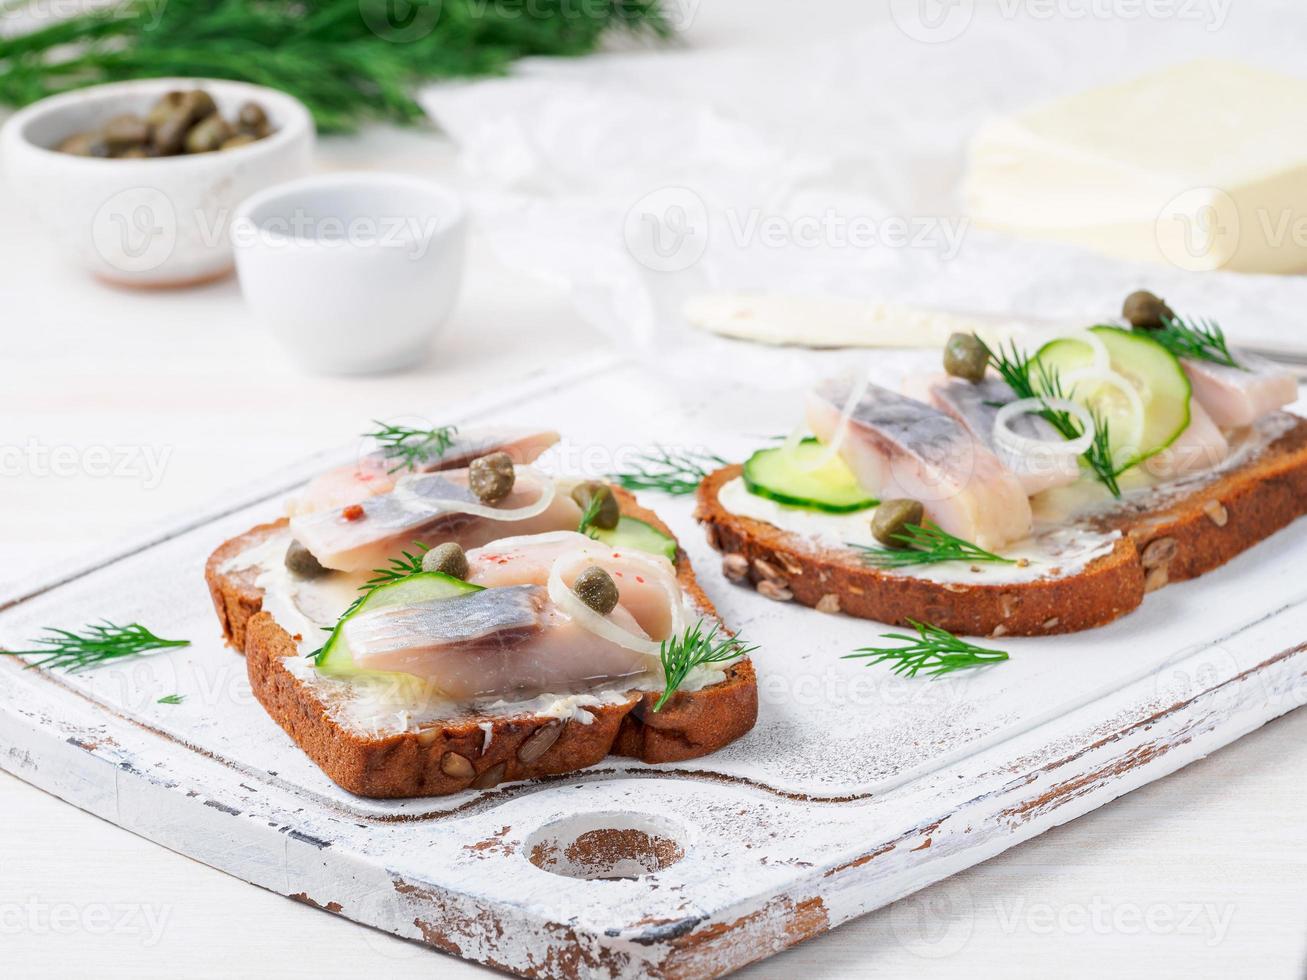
[204,489,758,798]
[696,414,1307,637]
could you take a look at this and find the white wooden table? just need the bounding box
[2,2,1305,976]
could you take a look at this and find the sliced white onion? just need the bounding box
[1061,367,1146,449]
[389,467,557,523]
[546,547,685,659]
[794,367,871,473]
[993,397,1095,474]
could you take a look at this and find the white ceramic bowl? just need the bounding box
[230,173,467,375]
[0,78,313,286]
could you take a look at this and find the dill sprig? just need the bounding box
[844,620,1009,678]
[576,492,606,538]
[982,337,1123,497]
[851,523,1016,569]
[654,620,755,712]
[2,621,190,673]
[337,543,430,620]
[0,0,673,133]
[1152,315,1241,369]
[613,446,728,496]
[158,693,185,705]
[365,422,458,474]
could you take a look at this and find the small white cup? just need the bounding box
[231,173,467,374]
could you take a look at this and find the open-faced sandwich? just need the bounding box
[206,426,757,798]
[698,292,1306,637]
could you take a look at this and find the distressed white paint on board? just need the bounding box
[1,353,1304,978]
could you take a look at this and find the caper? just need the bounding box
[468,451,515,504]
[284,539,327,578]
[871,498,925,549]
[943,332,989,383]
[151,114,192,155]
[236,101,269,137]
[119,147,153,159]
[145,91,189,128]
[220,133,257,151]
[1122,290,1174,332]
[570,481,620,531]
[421,542,469,579]
[180,89,217,122]
[184,113,233,154]
[101,113,151,153]
[573,565,619,615]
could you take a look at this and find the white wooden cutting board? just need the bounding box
[2,349,1305,979]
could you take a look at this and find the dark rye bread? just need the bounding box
[696,413,1307,637]
[204,489,757,799]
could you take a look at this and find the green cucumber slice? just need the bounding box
[316,571,482,677]
[742,438,878,513]
[589,516,678,561]
[1032,326,1191,474]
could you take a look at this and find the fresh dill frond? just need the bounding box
[576,492,606,538]
[1152,315,1241,369]
[851,523,1016,569]
[613,446,728,496]
[655,620,755,712]
[157,693,185,705]
[2,622,190,673]
[365,422,458,474]
[981,335,1123,497]
[338,543,431,620]
[844,621,1009,678]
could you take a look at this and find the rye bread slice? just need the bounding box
[696,413,1307,637]
[205,489,757,799]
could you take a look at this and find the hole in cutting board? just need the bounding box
[525,811,687,880]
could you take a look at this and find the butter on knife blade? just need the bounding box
[684,292,1064,350]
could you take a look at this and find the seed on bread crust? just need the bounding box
[752,557,787,586]
[1203,499,1229,527]
[517,722,563,764]
[756,579,793,601]
[1141,537,1178,569]
[471,761,507,789]
[1144,565,1169,593]
[815,593,841,614]
[440,751,475,778]
[722,553,749,582]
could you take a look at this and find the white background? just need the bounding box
[2,1,1305,977]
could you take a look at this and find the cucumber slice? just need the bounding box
[742,438,878,513]
[589,516,678,561]
[316,571,482,677]
[1032,325,1191,473]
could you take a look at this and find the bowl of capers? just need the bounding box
[0,77,313,286]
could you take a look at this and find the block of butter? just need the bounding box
[965,60,1307,274]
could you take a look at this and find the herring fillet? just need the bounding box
[923,375,1081,495]
[344,584,653,699]
[806,378,1033,550]
[1183,353,1299,429]
[289,470,581,572]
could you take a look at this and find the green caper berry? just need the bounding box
[468,451,515,504]
[184,113,233,154]
[871,499,925,549]
[1122,290,1174,332]
[943,333,989,383]
[573,565,619,615]
[421,542,469,579]
[285,539,327,578]
[570,481,620,531]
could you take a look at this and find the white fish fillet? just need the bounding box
[1143,399,1229,480]
[288,426,559,517]
[918,374,1081,496]
[1183,354,1298,429]
[345,584,653,699]
[806,378,1033,550]
[290,468,581,572]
